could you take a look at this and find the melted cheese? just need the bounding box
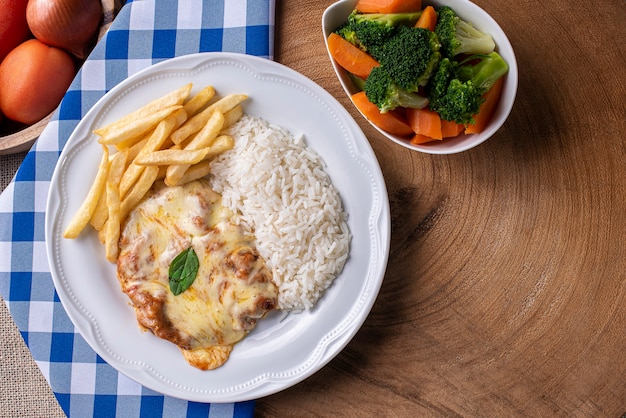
[116,180,278,370]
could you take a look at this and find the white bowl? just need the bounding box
[322,0,518,154]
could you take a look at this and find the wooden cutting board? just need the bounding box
[258,0,626,415]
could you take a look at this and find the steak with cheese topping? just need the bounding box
[116,180,278,370]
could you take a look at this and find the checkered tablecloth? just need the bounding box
[0,0,274,416]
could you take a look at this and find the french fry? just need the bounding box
[183,85,215,116]
[89,190,108,232]
[118,164,145,201]
[170,94,247,144]
[221,105,243,131]
[205,135,234,159]
[97,105,182,145]
[119,165,159,223]
[157,165,168,180]
[172,136,233,186]
[64,145,110,239]
[98,222,106,244]
[141,109,187,153]
[135,148,210,166]
[113,130,151,151]
[165,111,225,186]
[108,148,129,185]
[185,110,224,150]
[94,83,192,137]
[103,148,129,260]
[117,110,186,199]
[112,95,188,152]
[126,137,149,162]
[175,132,197,151]
[90,149,128,231]
[104,180,122,262]
[164,167,184,187]
[177,160,212,185]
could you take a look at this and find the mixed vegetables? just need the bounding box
[328,0,508,145]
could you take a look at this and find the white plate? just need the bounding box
[45,52,391,403]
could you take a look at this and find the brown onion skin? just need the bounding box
[26,0,102,59]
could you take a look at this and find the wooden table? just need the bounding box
[2,0,625,416]
[258,0,626,415]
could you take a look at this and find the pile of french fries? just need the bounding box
[63,83,247,263]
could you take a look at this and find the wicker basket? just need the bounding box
[0,0,124,155]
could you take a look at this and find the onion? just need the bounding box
[26,0,102,59]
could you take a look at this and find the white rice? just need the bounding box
[208,115,351,310]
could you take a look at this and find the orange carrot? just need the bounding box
[411,117,464,144]
[406,107,442,140]
[356,0,422,13]
[410,134,438,145]
[351,91,414,136]
[465,76,505,134]
[414,5,437,31]
[327,33,380,80]
[441,119,465,137]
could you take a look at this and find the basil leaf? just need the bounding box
[169,246,199,296]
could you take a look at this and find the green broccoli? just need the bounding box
[430,78,485,124]
[335,10,422,59]
[435,6,496,58]
[335,21,361,48]
[376,25,441,93]
[457,52,508,92]
[426,57,459,106]
[427,52,508,124]
[351,10,422,57]
[364,66,429,113]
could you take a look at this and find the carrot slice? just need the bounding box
[351,91,414,136]
[411,116,463,143]
[414,5,437,31]
[441,119,465,137]
[465,76,505,134]
[356,0,422,13]
[410,134,439,145]
[406,107,442,140]
[327,33,380,80]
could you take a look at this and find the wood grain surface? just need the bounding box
[257,0,626,416]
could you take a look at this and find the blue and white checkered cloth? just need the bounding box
[0,0,274,416]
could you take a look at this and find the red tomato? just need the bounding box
[0,39,75,124]
[0,0,31,63]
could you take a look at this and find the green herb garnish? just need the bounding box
[168,246,199,295]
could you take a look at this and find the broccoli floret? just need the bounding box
[335,21,362,48]
[364,66,429,113]
[426,57,459,105]
[435,6,495,58]
[377,26,441,92]
[349,10,422,58]
[430,78,485,124]
[428,52,508,124]
[457,52,509,92]
[335,10,423,59]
